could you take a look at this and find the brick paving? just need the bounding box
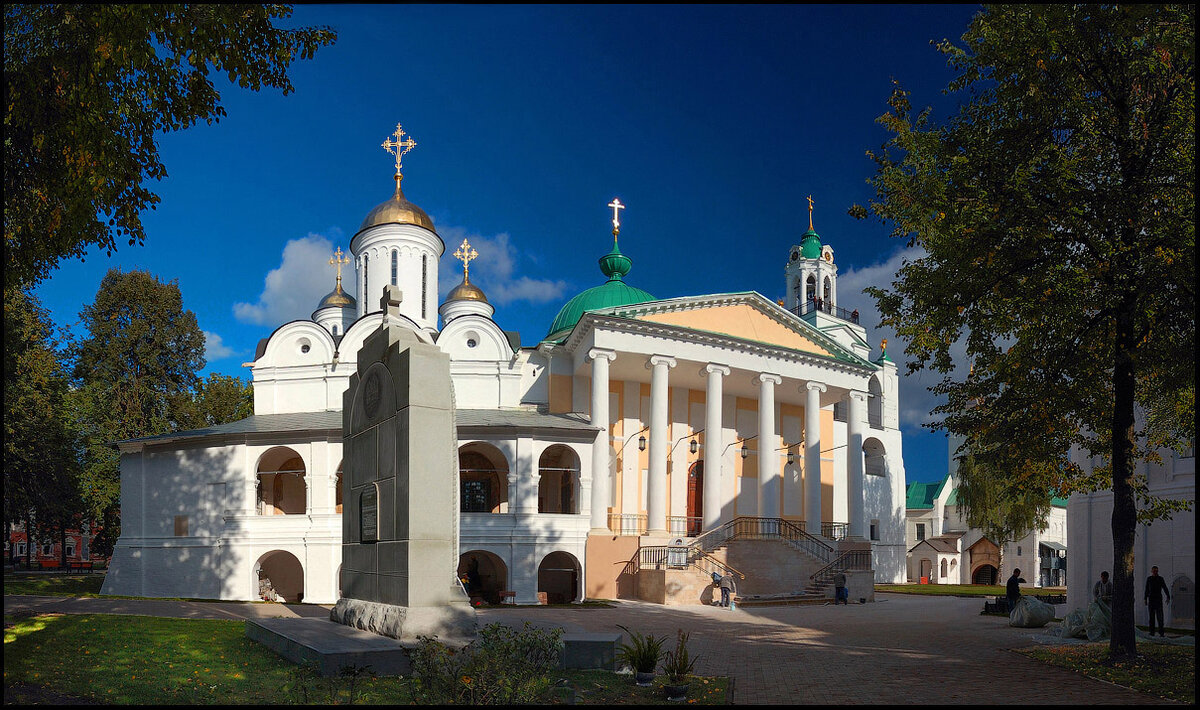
[5,592,1181,704]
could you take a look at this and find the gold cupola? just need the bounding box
[356,124,437,235]
[440,238,494,323]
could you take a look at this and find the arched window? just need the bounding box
[806,274,818,306]
[332,324,339,336]
[422,255,429,320]
[363,254,369,307]
[823,276,832,304]
[391,250,398,286]
[940,559,948,577]
[538,445,580,514]
[256,447,307,515]
[868,377,883,429]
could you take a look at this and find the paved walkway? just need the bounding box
[4,593,1179,704]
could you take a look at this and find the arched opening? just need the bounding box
[806,274,818,307]
[867,377,883,428]
[459,443,509,514]
[823,276,832,304]
[538,445,579,514]
[336,463,344,514]
[973,564,998,585]
[686,461,704,536]
[458,550,508,606]
[538,551,580,604]
[863,438,886,477]
[255,550,304,603]
[940,559,948,578]
[257,447,307,515]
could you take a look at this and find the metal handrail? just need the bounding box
[691,517,833,564]
[637,545,746,580]
[810,549,873,585]
[791,299,861,324]
[821,522,849,541]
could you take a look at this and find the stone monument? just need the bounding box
[330,285,476,641]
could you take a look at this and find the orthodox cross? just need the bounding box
[329,247,350,288]
[381,123,417,177]
[807,195,815,230]
[608,197,625,234]
[453,238,479,281]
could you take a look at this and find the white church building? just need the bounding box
[102,126,908,606]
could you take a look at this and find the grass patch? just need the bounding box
[4,573,106,597]
[1017,642,1194,703]
[3,613,727,704]
[876,583,1008,597]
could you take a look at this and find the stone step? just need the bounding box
[734,592,828,607]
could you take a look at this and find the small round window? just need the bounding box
[298,337,312,354]
[301,344,310,353]
[466,338,477,348]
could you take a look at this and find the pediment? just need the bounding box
[606,293,853,361]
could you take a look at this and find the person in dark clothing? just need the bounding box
[1144,565,1172,637]
[1006,568,1026,613]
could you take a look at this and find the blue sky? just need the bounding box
[34,4,983,483]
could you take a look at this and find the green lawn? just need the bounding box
[1016,642,1194,704]
[3,613,728,704]
[4,573,106,597]
[875,583,1009,597]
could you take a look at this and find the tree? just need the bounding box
[4,4,335,289]
[72,269,207,548]
[172,372,255,431]
[3,287,83,567]
[855,5,1194,659]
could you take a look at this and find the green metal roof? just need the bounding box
[799,228,822,259]
[905,478,946,509]
[545,240,655,341]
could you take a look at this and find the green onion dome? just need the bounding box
[799,228,822,259]
[545,241,654,341]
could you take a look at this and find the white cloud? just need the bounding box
[837,245,969,431]
[234,232,355,326]
[437,227,569,306]
[203,331,236,361]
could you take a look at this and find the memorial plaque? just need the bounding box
[360,485,378,542]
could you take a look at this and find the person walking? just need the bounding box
[1093,571,1113,606]
[1006,568,1026,613]
[1144,565,1172,637]
[834,571,849,605]
[719,572,737,608]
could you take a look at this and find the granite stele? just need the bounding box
[329,286,477,641]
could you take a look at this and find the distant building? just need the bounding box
[6,522,107,568]
[905,435,1067,587]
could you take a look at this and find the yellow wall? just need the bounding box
[639,304,831,357]
[549,374,573,414]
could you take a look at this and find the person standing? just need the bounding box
[719,573,737,608]
[834,571,848,605]
[1006,568,1026,613]
[1093,571,1113,606]
[1144,565,1172,637]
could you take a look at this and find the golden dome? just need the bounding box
[358,176,436,234]
[446,276,489,303]
[319,282,356,309]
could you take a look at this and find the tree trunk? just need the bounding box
[59,522,68,568]
[1109,302,1139,659]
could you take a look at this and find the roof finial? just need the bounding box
[453,238,479,283]
[329,246,350,290]
[608,197,625,244]
[381,123,417,185]
[807,194,815,231]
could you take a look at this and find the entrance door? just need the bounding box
[686,462,703,536]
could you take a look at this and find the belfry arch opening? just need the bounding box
[459,443,509,514]
[257,447,307,515]
[538,445,580,514]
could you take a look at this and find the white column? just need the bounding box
[702,364,729,530]
[514,436,537,515]
[755,373,783,519]
[804,382,826,535]
[588,348,616,531]
[646,355,676,534]
[847,390,867,539]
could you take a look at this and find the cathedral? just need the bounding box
[102,125,908,605]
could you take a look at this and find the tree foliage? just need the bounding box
[856,5,1194,658]
[72,269,207,543]
[3,4,336,289]
[3,287,83,564]
[172,372,255,431]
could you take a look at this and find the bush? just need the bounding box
[410,622,564,704]
[616,624,665,674]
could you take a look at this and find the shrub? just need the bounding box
[616,624,665,674]
[409,622,564,704]
[662,629,698,684]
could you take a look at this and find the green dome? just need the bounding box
[800,228,822,259]
[546,241,654,340]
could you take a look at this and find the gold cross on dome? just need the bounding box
[608,198,625,233]
[453,238,479,279]
[807,195,815,230]
[381,123,417,176]
[329,246,350,287]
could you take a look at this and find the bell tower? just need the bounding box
[784,195,838,313]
